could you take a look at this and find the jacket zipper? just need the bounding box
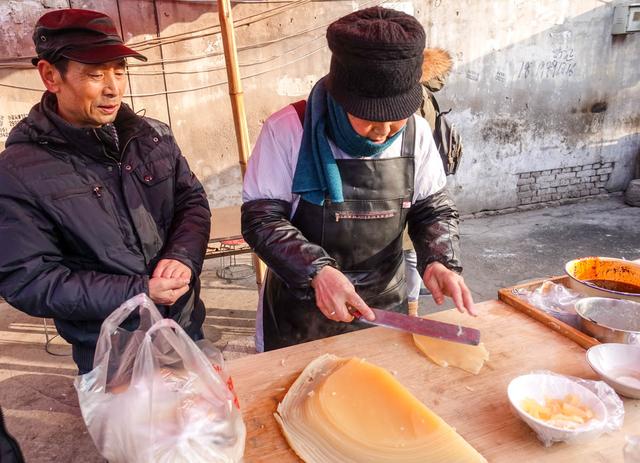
[93,128,123,174]
[105,133,149,262]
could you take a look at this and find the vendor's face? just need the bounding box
[38,59,127,128]
[347,114,408,144]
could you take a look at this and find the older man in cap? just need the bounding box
[0,9,211,373]
[242,6,475,352]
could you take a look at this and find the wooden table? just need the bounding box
[226,299,639,462]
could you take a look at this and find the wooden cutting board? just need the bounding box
[226,299,639,463]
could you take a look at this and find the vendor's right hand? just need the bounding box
[310,266,375,323]
[149,277,190,305]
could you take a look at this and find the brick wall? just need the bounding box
[516,162,614,205]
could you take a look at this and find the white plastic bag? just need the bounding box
[74,294,246,463]
[626,435,640,463]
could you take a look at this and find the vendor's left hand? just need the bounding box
[423,262,477,316]
[153,259,192,282]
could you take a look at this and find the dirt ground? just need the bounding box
[1,195,638,461]
[0,255,259,463]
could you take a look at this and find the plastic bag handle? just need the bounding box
[94,293,163,369]
[134,318,230,404]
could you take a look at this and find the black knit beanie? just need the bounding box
[326,7,425,122]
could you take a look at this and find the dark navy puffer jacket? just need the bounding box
[0,93,211,372]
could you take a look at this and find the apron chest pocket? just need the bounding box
[334,210,396,222]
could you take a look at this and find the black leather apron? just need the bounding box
[261,117,416,350]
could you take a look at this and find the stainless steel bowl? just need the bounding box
[575,297,640,344]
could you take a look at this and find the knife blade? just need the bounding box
[355,307,481,346]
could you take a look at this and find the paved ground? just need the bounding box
[0,194,638,462]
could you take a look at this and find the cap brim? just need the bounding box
[62,43,147,64]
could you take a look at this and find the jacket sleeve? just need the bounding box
[241,199,336,297]
[158,140,211,277]
[407,188,462,277]
[0,168,148,321]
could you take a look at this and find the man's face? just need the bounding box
[43,59,127,128]
[347,113,408,143]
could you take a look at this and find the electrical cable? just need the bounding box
[0,0,387,94]
[0,0,383,69]
[0,0,311,67]
[0,41,327,95]
[124,42,327,97]
[128,32,325,75]
[130,0,311,51]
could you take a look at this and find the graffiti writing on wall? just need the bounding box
[466,70,479,81]
[517,47,576,80]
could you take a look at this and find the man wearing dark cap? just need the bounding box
[242,7,475,352]
[0,9,211,373]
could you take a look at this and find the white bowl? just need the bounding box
[586,343,640,399]
[507,373,608,444]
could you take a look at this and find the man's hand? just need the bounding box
[152,258,192,282]
[149,277,190,305]
[150,259,192,305]
[311,266,376,322]
[423,261,477,316]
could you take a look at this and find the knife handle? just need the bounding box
[347,305,364,320]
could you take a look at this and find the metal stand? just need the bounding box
[216,239,255,281]
[42,318,71,356]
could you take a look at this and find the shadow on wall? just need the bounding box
[0,0,316,208]
[2,1,638,212]
[201,162,243,209]
[0,0,220,72]
[423,2,639,212]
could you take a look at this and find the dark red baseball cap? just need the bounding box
[32,9,147,66]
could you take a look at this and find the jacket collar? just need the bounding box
[6,91,147,162]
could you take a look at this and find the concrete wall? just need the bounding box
[1,0,638,214]
[421,0,640,212]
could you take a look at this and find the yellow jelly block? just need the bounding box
[276,354,487,463]
[412,312,489,375]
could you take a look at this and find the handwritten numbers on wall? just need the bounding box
[517,48,576,80]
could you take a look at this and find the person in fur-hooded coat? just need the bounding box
[419,48,454,130]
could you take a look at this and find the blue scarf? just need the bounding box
[292,77,405,205]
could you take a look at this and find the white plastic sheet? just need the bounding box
[514,280,583,328]
[626,435,640,463]
[74,294,245,463]
[509,370,624,447]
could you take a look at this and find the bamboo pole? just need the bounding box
[217,0,266,287]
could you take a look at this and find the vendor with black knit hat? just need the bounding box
[242,6,475,352]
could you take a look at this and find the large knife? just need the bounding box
[353,307,481,346]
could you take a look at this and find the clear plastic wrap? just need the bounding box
[626,435,640,463]
[514,280,584,328]
[508,370,624,447]
[74,294,246,463]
